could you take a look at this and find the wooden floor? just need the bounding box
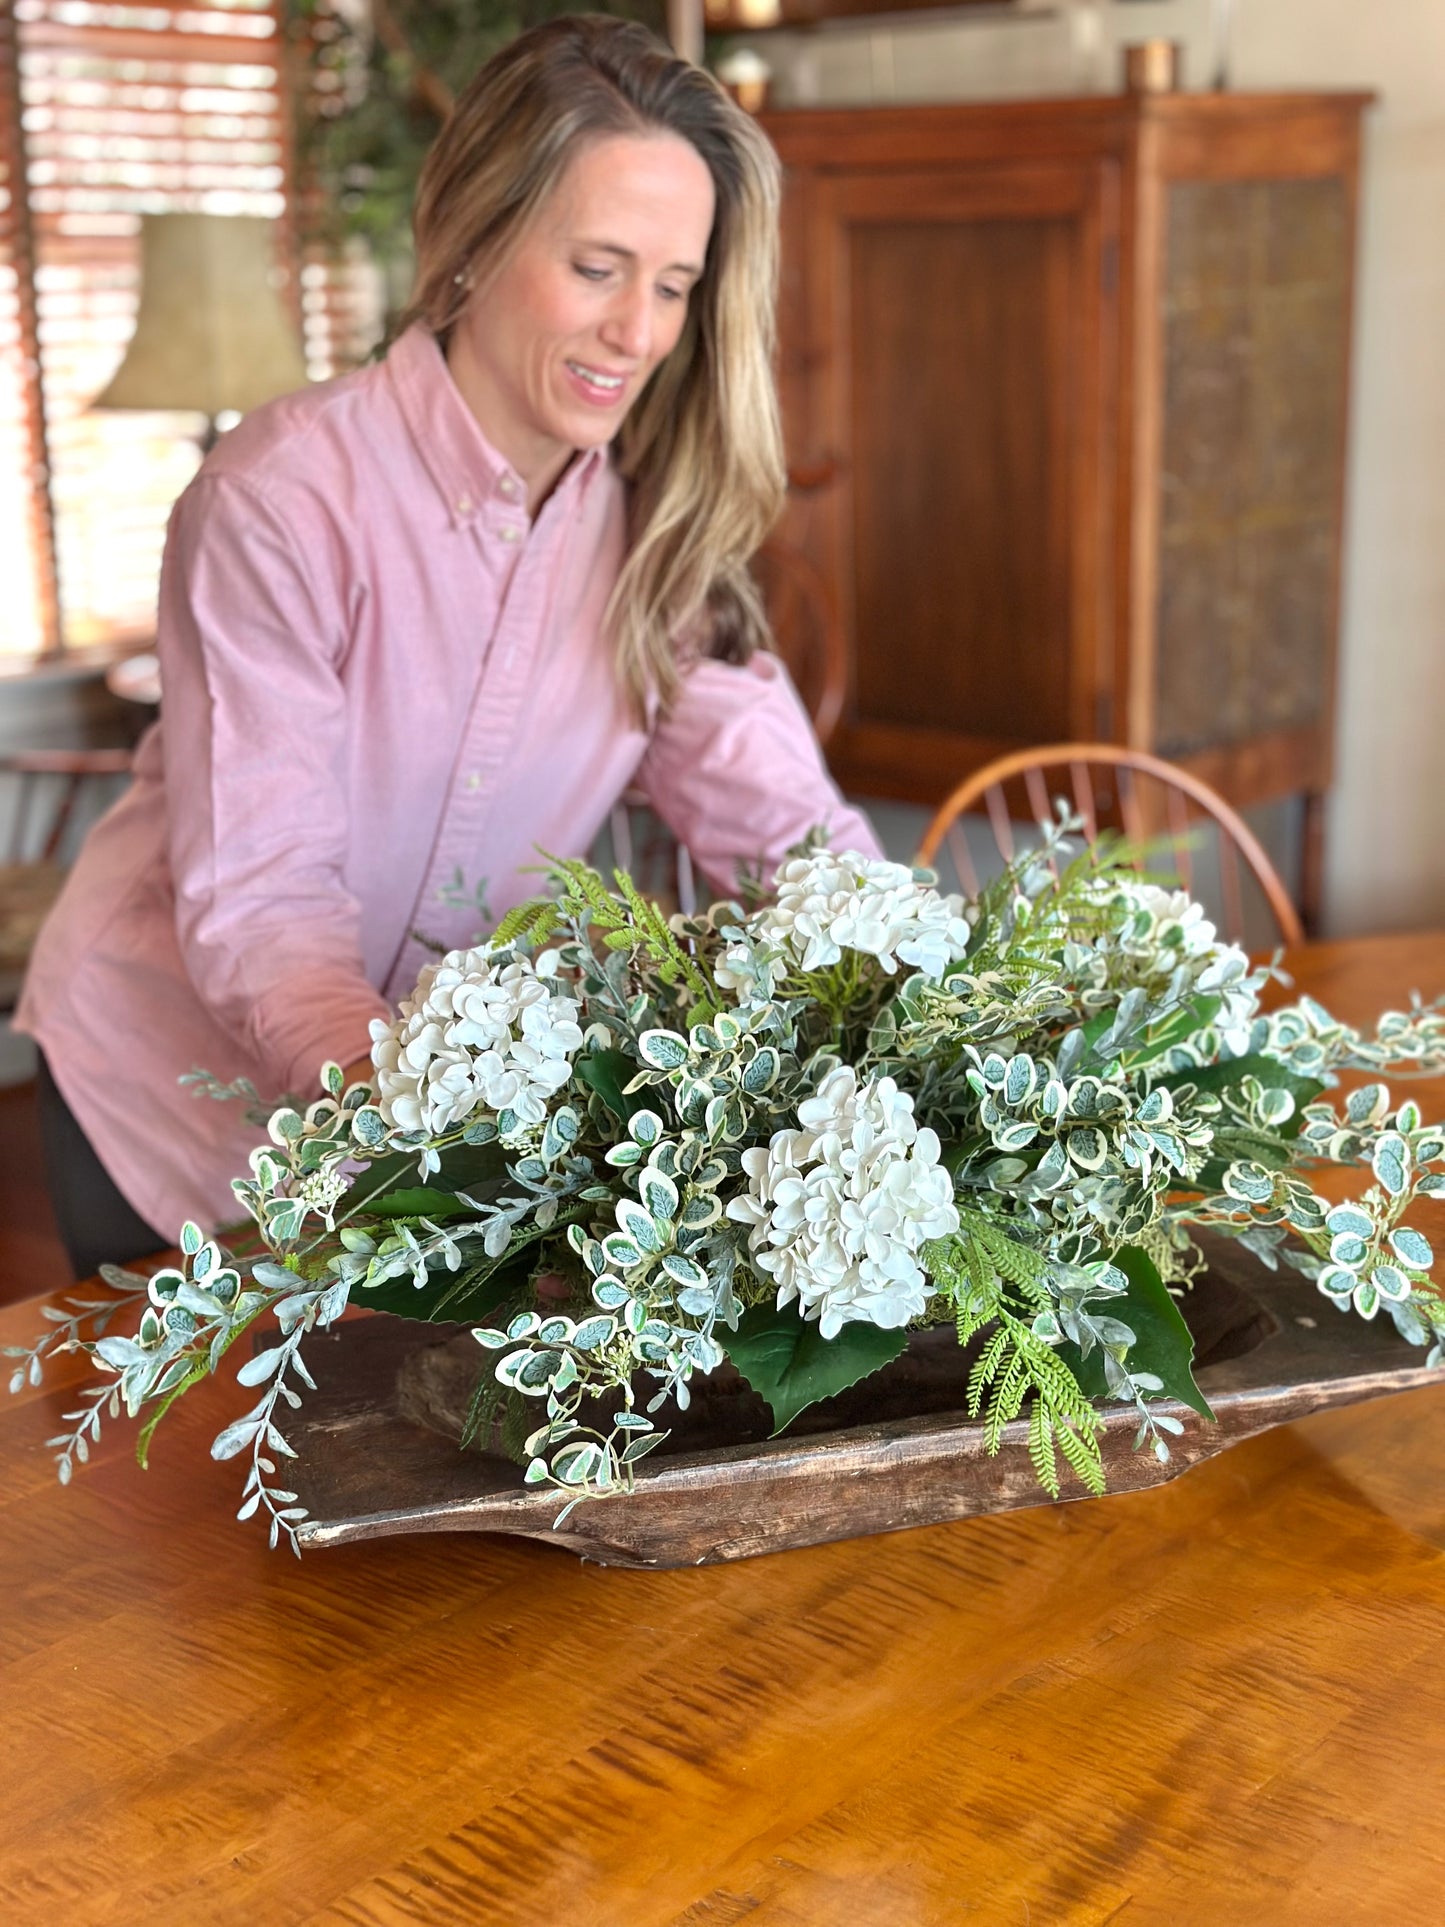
[0,1078,70,1306]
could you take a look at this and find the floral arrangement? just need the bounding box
[11,826,1445,1553]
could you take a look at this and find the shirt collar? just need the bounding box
[385,323,610,528]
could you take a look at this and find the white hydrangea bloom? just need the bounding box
[727,1066,959,1339]
[1103,880,1257,1050]
[741,849,972,986]
[370,946,583,1137]
[1110,883,1220,958]
[713,937,787,1006]
[1195,948,1257,1052]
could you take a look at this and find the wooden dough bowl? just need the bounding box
[288,1236,1439,1568]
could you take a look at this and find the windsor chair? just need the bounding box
[0,748,133,1009]
[917,742,1303,948]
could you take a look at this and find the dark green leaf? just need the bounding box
[1059,1246,1215,1421]
[337,1138,506,1217]
[1126,994,1223,1066]
[1078,1006,1117,1057]
[1157,1054,1325,1137]
[357,1249,534,1326]
[574,1048,648,1124]
[721,1301,907,1435]
[431,1140,511,1191]
[940,1134,988,1177]
[363,1186,476,1221]
[1209,1126,1296,1170]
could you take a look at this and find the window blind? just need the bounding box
[14,0,293,648]
[0,3,56,656]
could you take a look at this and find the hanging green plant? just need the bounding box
[287,1,667,297]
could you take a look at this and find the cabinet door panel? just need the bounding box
[850,214,1072,735]
[1154,176,1350,761]
[810,163,1115,805]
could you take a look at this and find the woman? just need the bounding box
[18,15,879,1278]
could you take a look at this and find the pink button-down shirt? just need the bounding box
[18,325,879,1236]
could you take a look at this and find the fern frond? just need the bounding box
[499,1391,533,1465]
[963,1232,995,1305]
[984,1349,1030,1452]
[1055,1413,1107,1495]
[967,1327,1009,1417]
[549,855,618,922]
[1027,1399,1062,1499]
[1028,1344,1102,1430]
[612,870,711,1000]
[956,1300,991,1347]
[959,1209,1050,1301]
[492,895,562,950]
[460,1370,506,1451]
[928,1208,1108,1501]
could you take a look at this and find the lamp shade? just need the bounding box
[95,213,309,417]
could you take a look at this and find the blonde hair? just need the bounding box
[394,14,786,715]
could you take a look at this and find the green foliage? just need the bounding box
[363,1186,478,1220]
[134,1356,216,1468]
[721,1302,909,1435]
[460,1365,508,1452]
[354,1242,541,1324]
[289,1,664,290]
[1158,1053,1325,1132]
[16,831,1445,1550]
[492,893,567,952]
[1058,1246,1213,1421]
[574,1047,650,1125]
[926,1218,1107,1499]
[335,1137,504,1218]
[611,867,713,1001]
[542,853,713,1003]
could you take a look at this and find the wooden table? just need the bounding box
[4,934,1444,1926]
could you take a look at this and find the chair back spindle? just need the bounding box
[0,748,133,1011]
[917,743,1303,949]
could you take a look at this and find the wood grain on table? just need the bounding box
[2,933,1443,1927]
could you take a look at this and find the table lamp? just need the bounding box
[94,213,309,451]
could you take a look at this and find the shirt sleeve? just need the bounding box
[632,649,883,898]
[157,471,390,1095]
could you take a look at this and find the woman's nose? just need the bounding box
[601,286,652,363]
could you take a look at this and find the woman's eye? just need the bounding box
[574,263,609,283]
[658,285,687,304]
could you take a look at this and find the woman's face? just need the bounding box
[447,131,716,508]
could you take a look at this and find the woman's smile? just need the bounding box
[562,357,631,405]
[566,358,626,389]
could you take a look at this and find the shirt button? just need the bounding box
[499,524,520,543]
[465,771,482,792]
[455,494,473,515]
[498,475,520,500]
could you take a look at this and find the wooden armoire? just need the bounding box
[763,90,1372,926]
